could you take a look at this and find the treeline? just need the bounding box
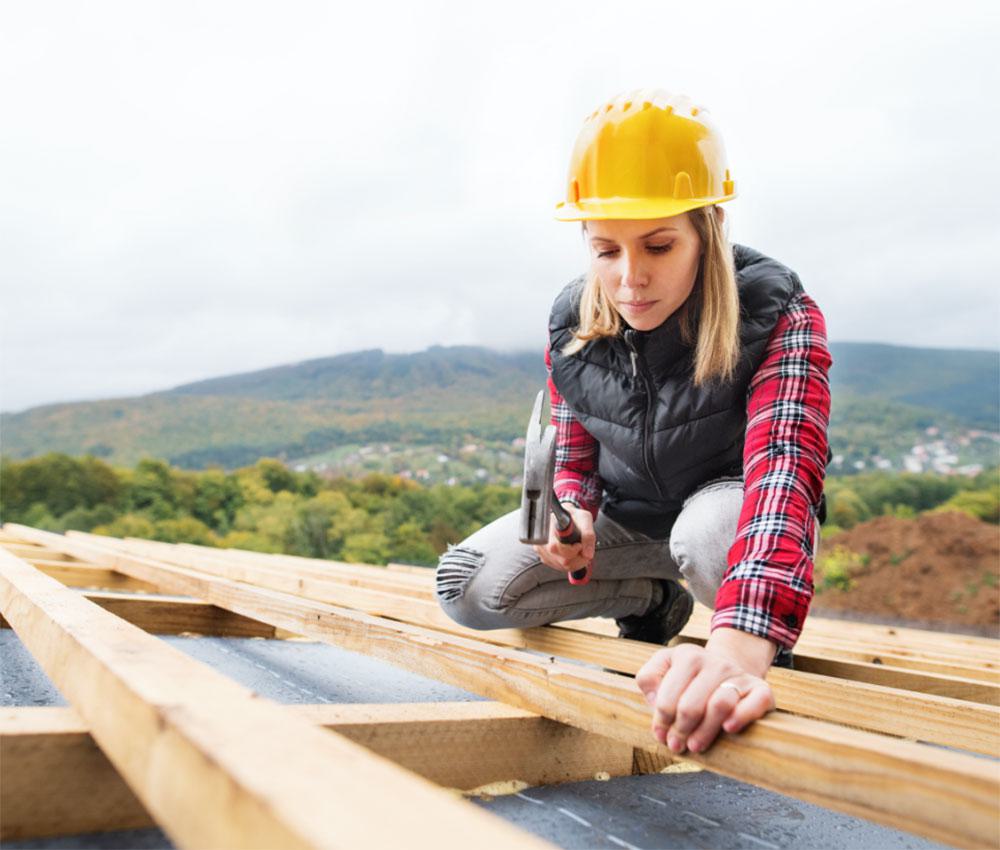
[0,454,997,566]
[0,454,518,565]
[823,467,999,531]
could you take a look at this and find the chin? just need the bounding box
[626,312,669,332]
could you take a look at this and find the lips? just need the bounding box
[621,301,657,313]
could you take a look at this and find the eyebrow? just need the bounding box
[589,226,678,244]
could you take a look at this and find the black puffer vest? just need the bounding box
[549,243,827,540]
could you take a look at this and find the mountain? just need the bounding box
[826,343,998,431]
[1,342,997,470]
[1,347,547,468]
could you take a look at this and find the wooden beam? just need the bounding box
[1,543,73,560]
[59,531,1000,750]
[0,707,154,840]
[1,592,277,638]
[0,546,555,850]
[100,534,1000,683]
[1,703,652,841]
[28,560,160,593]
[11,526,998,849]
[180,539,1000,660]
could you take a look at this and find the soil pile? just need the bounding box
[812,511,999,634]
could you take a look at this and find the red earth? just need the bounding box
[811,511,1000,637]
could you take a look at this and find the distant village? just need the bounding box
[836,426,997,478]
[293,425,998,486]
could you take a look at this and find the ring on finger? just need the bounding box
[717,681,748,699]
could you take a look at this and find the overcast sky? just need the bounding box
[2,0,997,413]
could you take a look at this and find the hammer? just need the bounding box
[518,390,592,585]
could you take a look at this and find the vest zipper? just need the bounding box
[623,329,666,500]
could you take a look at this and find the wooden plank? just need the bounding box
[29,560,160,593]
[0,546,555,850]
[680,610,1000,680]
[1,703,643,840]
[1,543,73,560]
[13,526,998,849]
[63,531,1000,749]
[128,535,999,660]
[1,592,278,638]
[676,619,1000,684]
[106,535,1000,676]
[109,536,437,598]
[85,532,1000,705]
[181,539,1000,660]
[0,707,154,840]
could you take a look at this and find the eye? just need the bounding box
[647,244,673,253]
[596,249,618,258]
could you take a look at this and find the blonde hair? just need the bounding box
[560,205,740,386]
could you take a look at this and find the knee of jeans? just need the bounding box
[668,512,732,593]
[435,543,495,630]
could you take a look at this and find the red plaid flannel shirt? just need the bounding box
[544,291,832,649]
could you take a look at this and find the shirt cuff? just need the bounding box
[710,577,812,650]
[553,478,601,520]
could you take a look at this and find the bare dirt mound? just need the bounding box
[812,511,1000,634]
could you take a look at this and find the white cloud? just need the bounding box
[2,0,998,411]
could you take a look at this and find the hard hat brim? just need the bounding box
[554,193,736,222]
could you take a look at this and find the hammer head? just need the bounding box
[519,389,556,544]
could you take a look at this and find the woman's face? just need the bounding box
[586,212,704,332]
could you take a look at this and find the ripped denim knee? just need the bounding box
[435,543,484,603]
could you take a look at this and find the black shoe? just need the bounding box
[615,579,694,645]
[772,646,794,669]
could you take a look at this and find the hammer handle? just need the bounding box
[552,497,591,585]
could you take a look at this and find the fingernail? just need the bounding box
[653,726,667,744]
[688,739,701,753]
[667,735,683,753]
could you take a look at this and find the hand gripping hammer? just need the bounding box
[518,390,592,585]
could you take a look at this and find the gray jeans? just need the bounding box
[435,476,820,630]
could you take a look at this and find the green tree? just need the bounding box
[826,487,869,529]
[0,453,122,521]
[125,458,183,519]
[191,469,244,533]
[930,490,1000,524]
[389,520,438,565]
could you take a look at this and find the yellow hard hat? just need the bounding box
[555,89,736,221]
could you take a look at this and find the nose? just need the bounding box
[620,250,648,290]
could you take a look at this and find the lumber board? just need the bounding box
[12,526,999,849]
[0,546,555,850]
[0,707,154,839]
[105,534,1000,675]
[682,608,1000,678]
[1,703,647,840]
[677,619,1000,683]
[1,592,278,637]
[61,533,1000,653]
[58,530,1000,751]
[179,538,1000,657]
[0,543,72,560]
[81,532,1000,705]
[28,559,161,593]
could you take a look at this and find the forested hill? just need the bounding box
[2,342,997,472]
[164,346,542,402]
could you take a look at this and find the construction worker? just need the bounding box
[436,90,832,754]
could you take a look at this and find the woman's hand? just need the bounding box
[634,628,778,754]
[532,503,595,573]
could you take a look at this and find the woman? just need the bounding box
[435,90,832,754]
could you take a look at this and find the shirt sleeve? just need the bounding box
[545,343,603,518]
[711,291,833,650]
